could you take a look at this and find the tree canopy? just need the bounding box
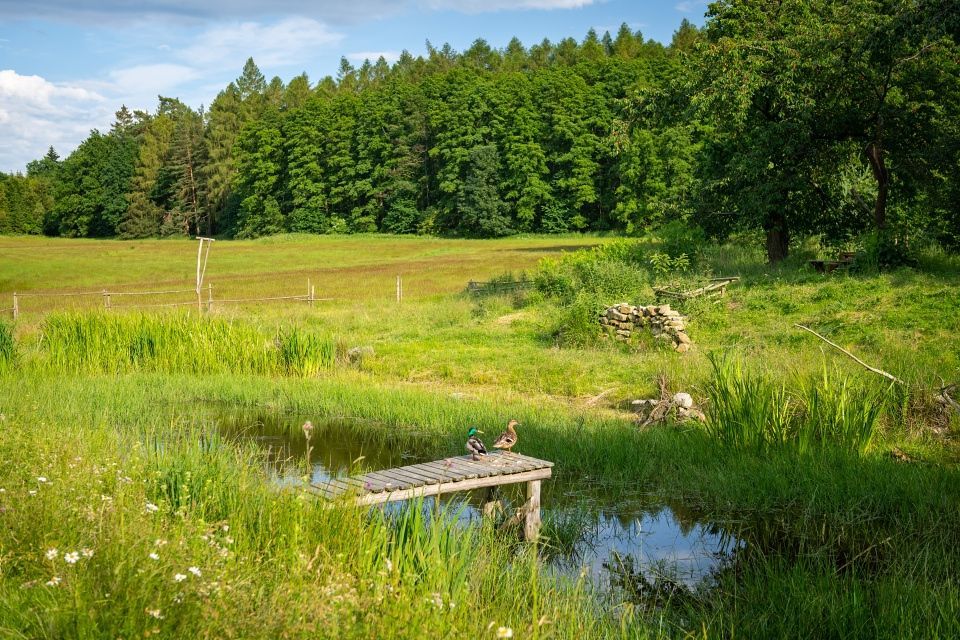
[3,11,957,262]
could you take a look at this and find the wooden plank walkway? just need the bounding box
[307,451,553,539]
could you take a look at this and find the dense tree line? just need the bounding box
[2,4,957,262]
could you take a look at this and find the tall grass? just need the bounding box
[705,354,888,455]
[0,322,13,371]
[705,354,793,451]
[798,367,887,455]
[40,312,336,376]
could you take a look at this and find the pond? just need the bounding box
[214,411,739,599]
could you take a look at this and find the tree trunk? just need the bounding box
[865,141,888,231]
[764,209,790,263]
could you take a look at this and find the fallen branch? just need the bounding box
[937,379,960,415]
[794,324,904,385]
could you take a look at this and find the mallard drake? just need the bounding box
[465,427,487,460]
[492,419,519,451]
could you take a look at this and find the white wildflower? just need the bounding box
[145,502,159,513]
[384,558,393,573]
[188,566,201,577]
[154,539,167,547]
[28,490,37,496]
[64,552,80,564]
[45,576,61,587]
[496,627,514,639]
[221,525,229,532]
[430,592,443,608]
[149,552,160,561]
[45,548,58,560]
[173,573,187,583]
[37,477,47,483]
[81,548,94,558]
[145,608,164,619]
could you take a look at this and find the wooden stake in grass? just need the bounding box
[195,237,215,314]
[794,324,904,385]
[396,275,402,303]
[12,293,17,320]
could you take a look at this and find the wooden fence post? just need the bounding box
[207,283,213,312]
[103,289,111,309]
[396,275,402,303]
[310,285,316,306]
[307,278,313,306]
[523,480,542,541]
[12,293,18,320]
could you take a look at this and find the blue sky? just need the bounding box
[0,0,708,173]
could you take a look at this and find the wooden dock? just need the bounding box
[308,451,553,540]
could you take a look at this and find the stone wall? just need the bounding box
[599,303,691,353]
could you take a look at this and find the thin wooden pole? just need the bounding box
[396,275,401,303]
[794,324,904,385]
[103,289,111,309]
[523,480,542,541]
[207,283,213,312]
[12,293,18,320]
[311,285,316,306]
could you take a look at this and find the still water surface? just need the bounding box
[216,412,738,596]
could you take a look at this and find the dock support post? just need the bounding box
[482,487,503,518]
[523,480,541,541]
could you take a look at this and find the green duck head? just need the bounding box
[467,427,483,437]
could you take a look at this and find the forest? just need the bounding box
[1,0,958,263]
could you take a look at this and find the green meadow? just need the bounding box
[1,234,959,638]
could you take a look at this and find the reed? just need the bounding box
[704,354,888,456]
[38,312,336,377]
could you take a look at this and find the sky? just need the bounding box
[0,0,709,173]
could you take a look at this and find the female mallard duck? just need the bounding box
[492,419,519,451]
[465,427,487,460]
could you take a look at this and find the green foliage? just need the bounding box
[0,322,14,370]
[40,313,336,376]
[705,355,888,456]
[648,252,690,279]
[798,367,887,456]
[705,354,794,452]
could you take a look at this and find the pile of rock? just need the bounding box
[599,303,692,353]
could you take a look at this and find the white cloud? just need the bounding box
[422,0,597,10]
[0,69,111,172]
[108,63,200,95]
[346,51,401,63]
[674,1,696,12]
[177,17,343,69]
[0,69,103,108]
[0,0,402,26]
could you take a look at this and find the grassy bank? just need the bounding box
[1,234,958,638]
[0,371,958,637]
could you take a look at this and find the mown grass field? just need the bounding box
[1,233,959,639]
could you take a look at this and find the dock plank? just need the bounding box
[311,451,553,503]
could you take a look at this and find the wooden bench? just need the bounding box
[810,252,855,273]
[308,451,553,540]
